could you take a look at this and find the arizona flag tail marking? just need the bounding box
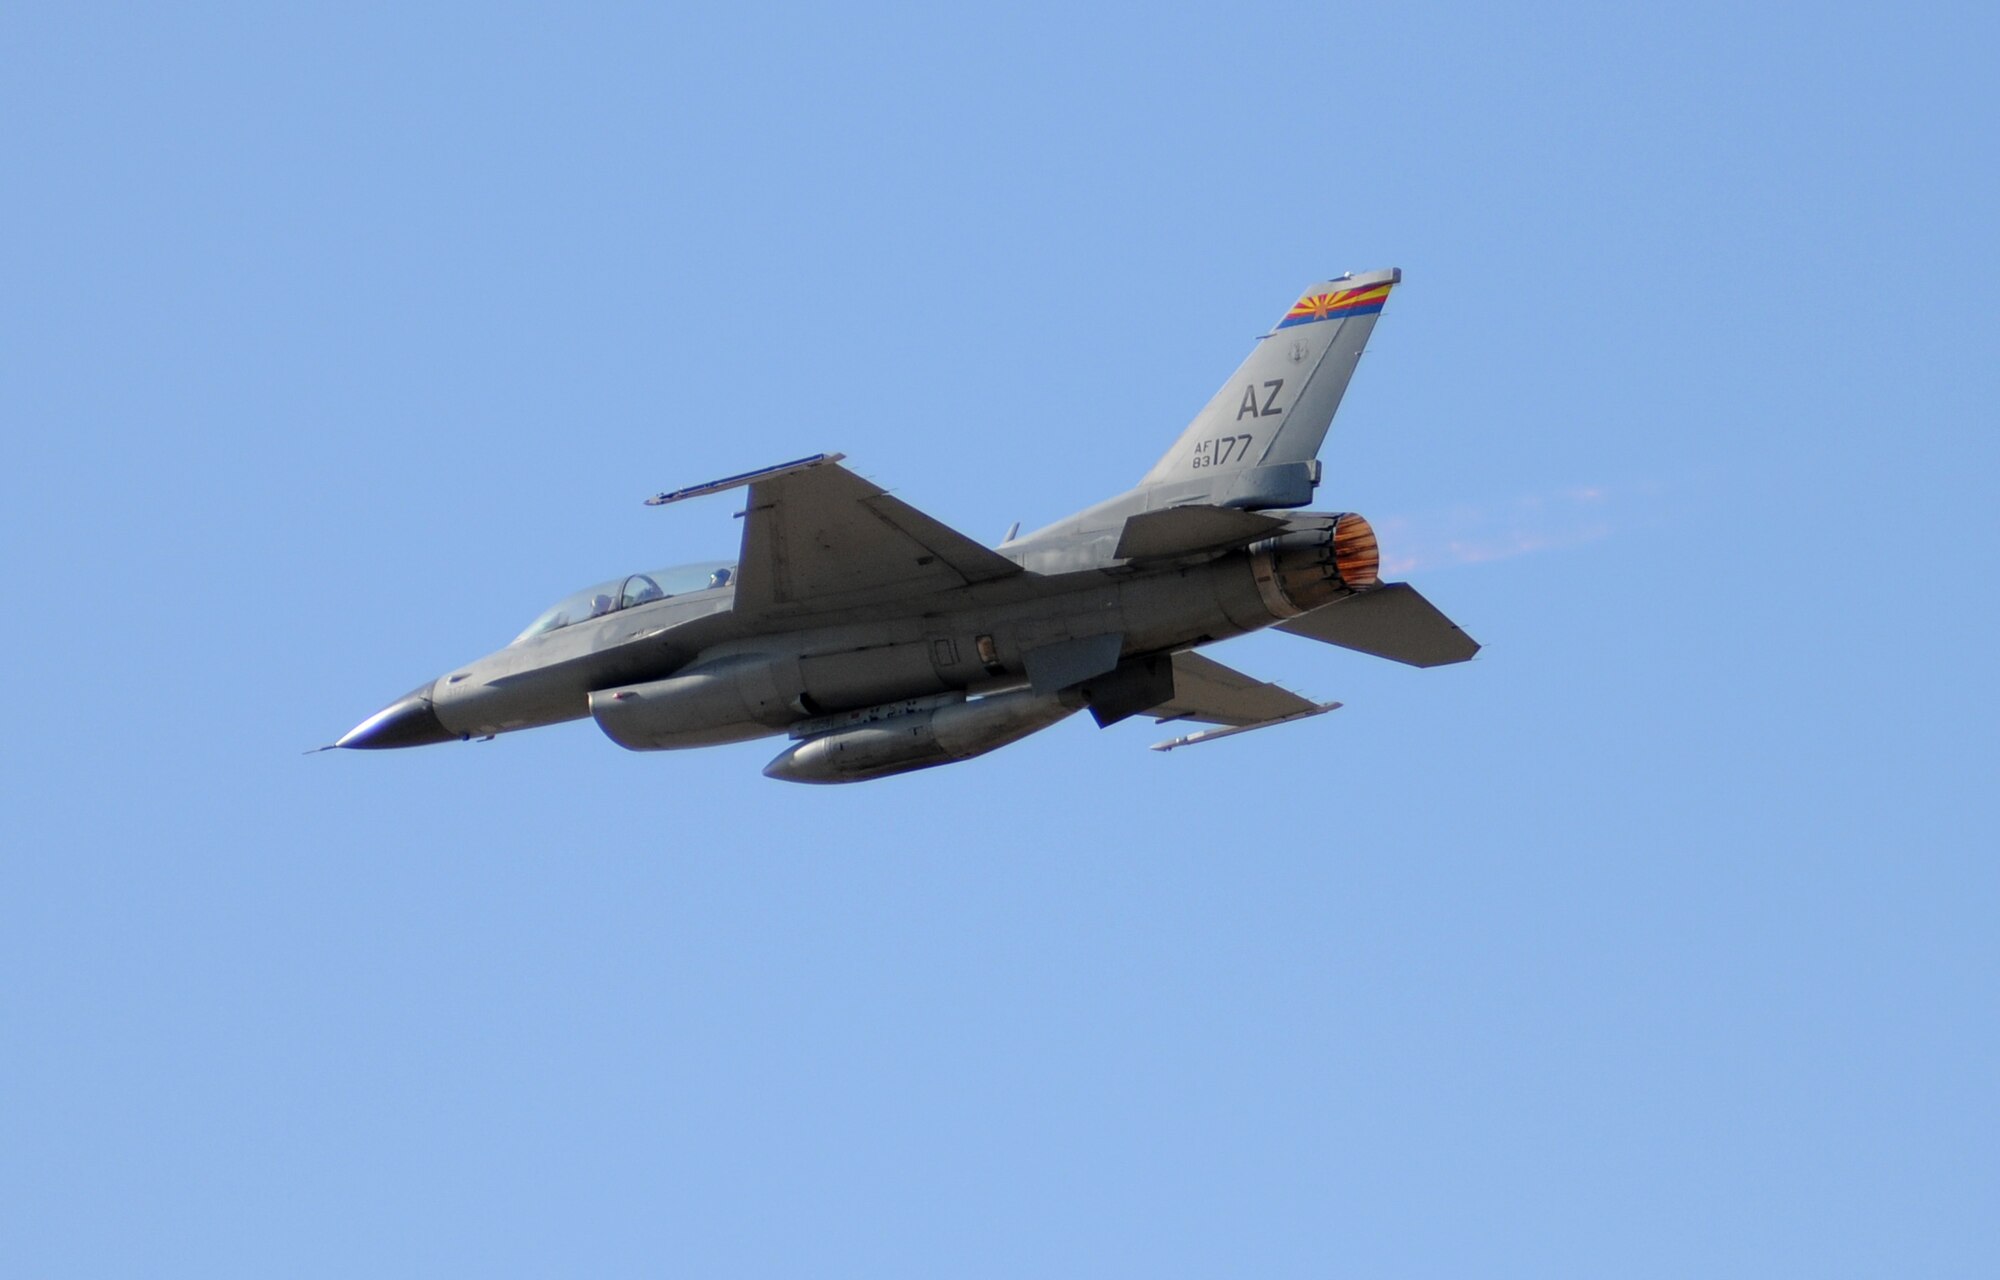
[1276,281,1393,328]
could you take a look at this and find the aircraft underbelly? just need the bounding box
[800,642,946,711]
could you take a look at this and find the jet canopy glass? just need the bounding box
[510,561,736,645]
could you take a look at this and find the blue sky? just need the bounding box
[4,3,1996,1275]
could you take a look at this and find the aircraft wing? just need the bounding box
[649,453,1022,615]
[1151,651,1320,726]
[1143,651,1340,750]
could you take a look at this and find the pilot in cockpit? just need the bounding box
[624,576,664,607]
[708,568,733,589]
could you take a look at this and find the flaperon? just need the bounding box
[333,269,1477,782]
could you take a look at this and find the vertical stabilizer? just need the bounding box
[1141,269,1399,497]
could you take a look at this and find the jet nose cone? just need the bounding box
[336,683,455,749]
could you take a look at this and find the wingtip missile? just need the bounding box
[1149,701,1342,752]
[644,452,847,507]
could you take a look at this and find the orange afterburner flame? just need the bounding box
[1333,512,1382,588]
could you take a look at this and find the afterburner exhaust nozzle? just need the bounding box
[1249,511,1382,619]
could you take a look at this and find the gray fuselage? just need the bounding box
[428,541,1290,746]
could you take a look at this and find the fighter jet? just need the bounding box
[333,268,1477,783]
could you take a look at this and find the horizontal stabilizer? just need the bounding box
[1275,583,1479,667]
[1113,505,1287,561]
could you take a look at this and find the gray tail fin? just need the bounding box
[1141,269,1400,506]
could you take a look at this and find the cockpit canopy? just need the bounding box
[510,561,736,645]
